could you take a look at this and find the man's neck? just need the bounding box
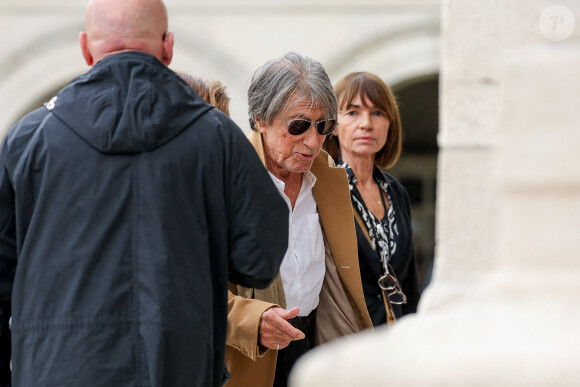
[342,152,375,184]
[272,169,304,210]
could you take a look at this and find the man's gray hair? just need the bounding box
[248,52,337,131]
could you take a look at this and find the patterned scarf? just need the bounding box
[338,161,398,265]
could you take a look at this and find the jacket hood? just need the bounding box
[47,51,212,154]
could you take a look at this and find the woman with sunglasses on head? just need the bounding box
[324,72,421,326]
[225,53,373,387]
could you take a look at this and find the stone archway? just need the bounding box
[0,21,253,137]
[326,21,440,86]
[391,74,439,291]
[0,23,87,138]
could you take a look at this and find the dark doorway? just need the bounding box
[389,74,438,291]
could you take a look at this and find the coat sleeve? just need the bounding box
[0,141,16,386]
[226,289,276,360]
[225,122,288,289]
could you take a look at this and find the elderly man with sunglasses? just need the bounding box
[225,52,374,387]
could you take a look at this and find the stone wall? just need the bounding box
[0,0,439,137]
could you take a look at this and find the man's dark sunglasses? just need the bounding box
[276,116,338,136]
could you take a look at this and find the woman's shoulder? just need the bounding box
[378,169,402,187]
[379,169,410,197]
[379,169,413,215]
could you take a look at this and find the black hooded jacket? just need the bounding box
[0,51,288,387]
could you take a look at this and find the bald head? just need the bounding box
[79,0,173,66]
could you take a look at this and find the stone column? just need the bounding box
[290,1,580,386]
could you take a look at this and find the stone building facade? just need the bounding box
[0,0,441,289]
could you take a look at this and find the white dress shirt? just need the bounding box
[269,171,325,317]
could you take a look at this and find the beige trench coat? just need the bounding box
[225,131,373,387]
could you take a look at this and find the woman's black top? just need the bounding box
[338,162,421,326]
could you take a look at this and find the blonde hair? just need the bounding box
[177,72,231,116]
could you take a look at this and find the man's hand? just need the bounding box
[258,307,305,350]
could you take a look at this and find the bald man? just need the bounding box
[0,0,288,386]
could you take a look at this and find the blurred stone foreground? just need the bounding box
[290,1,580,386]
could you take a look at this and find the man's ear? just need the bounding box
[161,31,174,66]
[255,117,267,134]
[79,32,94,66]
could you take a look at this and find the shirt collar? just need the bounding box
[302,170,317,192]
[268,170,317,194]
[268,171,286,192]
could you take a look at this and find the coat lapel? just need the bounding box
[247,131,286,307]
[310,156,370,327]
[248,130,266,164]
